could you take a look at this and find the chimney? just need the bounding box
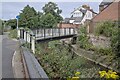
[99,5,104,12]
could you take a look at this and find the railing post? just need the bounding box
[25,31,27,43]
[52,28,53,37]
[30,34,32,49]
[59,28,60,36]
[31,34,35,54]
[20,29,22,38]
[17,28,20,39]
[73,28,75,34]
[22,29,25,39]
[44,28,45,38]
[69,28,71,35]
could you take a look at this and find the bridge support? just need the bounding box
[71,36,77,44]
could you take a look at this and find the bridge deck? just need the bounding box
[33,28,77,41]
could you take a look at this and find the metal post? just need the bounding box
[44,29,45,38]
[59,28,60,36]
[31,35,35,54]
[20,29,21,38]
[17,19,18,30]
[26,31,27,43]
[52,28,53,37]
[73,28,75,34]
[30,34,32,49]
[22,29,24,39]
[64,28,66,35]
[69,28,71,35]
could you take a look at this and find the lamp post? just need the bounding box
[16,15,20,30]
[16,15,20,38]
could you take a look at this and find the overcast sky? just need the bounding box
[1,0,103,20]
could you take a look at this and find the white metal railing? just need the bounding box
[19,28,77,54]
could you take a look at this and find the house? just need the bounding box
[58,5,97,28]
[88,0,120,33]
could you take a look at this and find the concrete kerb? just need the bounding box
[12,51,16,78]
[19,39,49,79]
[20,47,30,79]
[12,50,30,78]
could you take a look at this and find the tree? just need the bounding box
[42,2,63,23]
[0,19,3,34]
[19,5,38,29]
[40,13,57,28]
[7,19,17,29]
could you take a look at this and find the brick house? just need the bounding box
[88,0,120,33]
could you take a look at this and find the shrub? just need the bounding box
[94,21,115,37]
[78,27,93,50]
[9,29,17,39]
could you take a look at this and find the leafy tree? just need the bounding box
[19,5,38,29]
[42,2,63,23]
[40,13,57,28]
[0,19,3,34]
[7,19,17,29]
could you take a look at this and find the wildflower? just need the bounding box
[99,70,119,79]
[110,73,119,79]
[99,71,106,78]
[71,77,79,80]
[75,72,80,76]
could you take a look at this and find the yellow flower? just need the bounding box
[105,73,110,79]
[110,74,119,79]
[99,71,106,78]
[71,77,79,80]
[112,72,117,75]
[99,70,119,79]
[75,72,80,76]
[108,70,113,74]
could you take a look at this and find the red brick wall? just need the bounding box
[88,1,120,33]
[92,2,119,22]
[57,23,80,28]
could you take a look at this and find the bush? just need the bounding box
[94,21,115,37]
[78,26,92,50]
[35,41,102,78]
[9,29,17,39]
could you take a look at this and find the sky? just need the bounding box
[1,0,103,20]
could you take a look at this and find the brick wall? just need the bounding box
[89,1,120,33]
[57,23,80,28]
[92,2,119,22]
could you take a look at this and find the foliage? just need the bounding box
[94,21,120,57]
[99,70,119,79]
[40,13,57,28]
[19,5,38,29]
[67,72,80,80]
[35,41,103,78]
[7,2,63,29]
[9,29,17,39]
[78,26,92,50]
[94,21,115,37]
[94,47,113,56]
[42,2,63,23]
[7,19,17,29]
[0,19,3,35]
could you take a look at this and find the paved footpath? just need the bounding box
[2,35,19,78]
